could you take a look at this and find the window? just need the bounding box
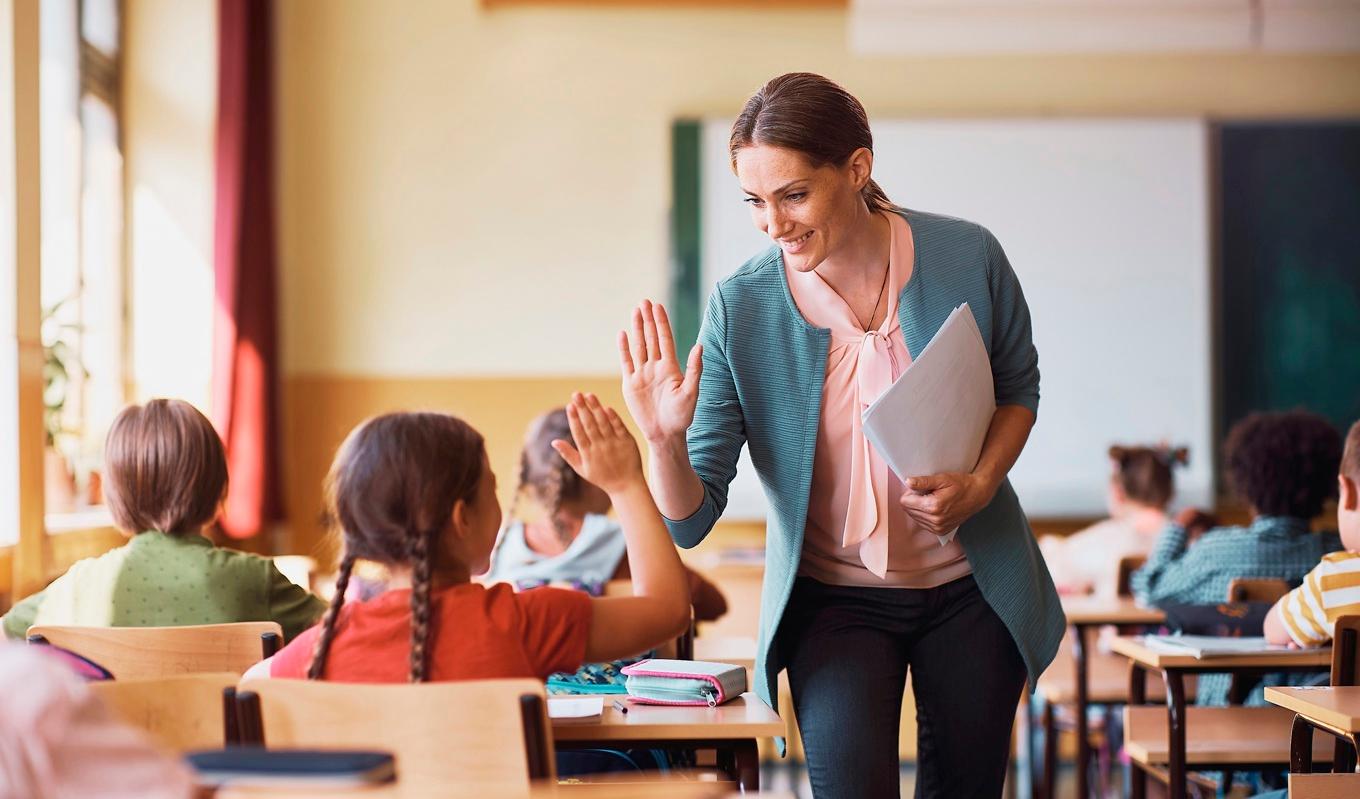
[37,0,123,527]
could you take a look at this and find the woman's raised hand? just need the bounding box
[618,300,702,444]
[551,393,644,496]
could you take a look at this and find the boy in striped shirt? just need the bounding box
[1265,419,1360,648]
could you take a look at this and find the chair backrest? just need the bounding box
[236,678,553,797]
[1226,577,1291,604]
[1332,615,1360,687]
[1116,555,1147,598]
[89,672,240,752]
[27,622,282,678]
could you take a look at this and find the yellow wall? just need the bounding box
[273,0,1360,377]
[119,0,1360,556]
[123,0,216,409]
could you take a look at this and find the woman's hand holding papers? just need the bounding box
[899,471,996,537]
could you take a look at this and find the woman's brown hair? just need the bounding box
[307,412,485,682]
[730,72,893,213]
[506,408,583,543]
[104,399,228,535]
[1108,445,1188,510]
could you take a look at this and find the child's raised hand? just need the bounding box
[551,393,645,495]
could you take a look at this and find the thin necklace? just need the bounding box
[855,261,891,331]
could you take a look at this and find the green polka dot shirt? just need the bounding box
[1,531,326,641]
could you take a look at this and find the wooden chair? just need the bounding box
[1117,555,1147,599]
[89,672,241,752]
[1223,578,1291,705]
[1226,577,1290,603]
[235,678,553,797]
[26,621,282,678]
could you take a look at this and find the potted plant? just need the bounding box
[42,297,85,514]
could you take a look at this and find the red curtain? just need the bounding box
[212,0,279,541]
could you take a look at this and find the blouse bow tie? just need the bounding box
[842,329,901,578]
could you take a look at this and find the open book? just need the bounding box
[1143,634,1322,659]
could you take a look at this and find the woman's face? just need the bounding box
[734,144,872,273]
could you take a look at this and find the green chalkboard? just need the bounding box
[1218,122,1360,444]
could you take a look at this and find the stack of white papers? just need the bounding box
[1143,635,1320,659]
[546,696,604,720]
[862,304,995,546]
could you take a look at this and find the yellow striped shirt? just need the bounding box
[1279,551,1360,646]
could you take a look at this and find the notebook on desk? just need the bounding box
[1144,634,1320,659]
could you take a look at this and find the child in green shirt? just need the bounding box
[2,399,324,641]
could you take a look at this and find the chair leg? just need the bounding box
[1041,700,1057,799]
[223,687,240,746]
[234,691,264,746]
[518,694,552,781]
[1291,714,1315,774]
[1335,734,1358,773]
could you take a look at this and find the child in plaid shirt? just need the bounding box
[1132,410,1344,706]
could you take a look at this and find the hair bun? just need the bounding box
[1158,445,1190,468]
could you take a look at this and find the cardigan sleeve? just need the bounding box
[663,284,747,549]
[982,228,1041,416]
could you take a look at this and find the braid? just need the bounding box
[503,452,529,530]
[541,464,570,544]
[408,528,434,683]
[307,553,356,680]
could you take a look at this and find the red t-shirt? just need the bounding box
[270,582,591,682]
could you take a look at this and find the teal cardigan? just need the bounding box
[665,208,1064,724]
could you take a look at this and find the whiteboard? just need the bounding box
[699,118,1213,518]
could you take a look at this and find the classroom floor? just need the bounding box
[758,762,1032,798]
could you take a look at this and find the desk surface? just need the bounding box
[551,693,782,742]
[1111,635,1332,670]
[1061,597,1165,626]
[1265,685,1360,733]
[217,780,752,799]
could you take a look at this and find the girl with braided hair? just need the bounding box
[488,407,727,622]
[256,393,692,682]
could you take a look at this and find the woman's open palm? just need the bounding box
[618,300,702,443]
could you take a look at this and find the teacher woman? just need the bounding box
[619,73,1063,798]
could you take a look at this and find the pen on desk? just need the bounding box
[612,699,629,715]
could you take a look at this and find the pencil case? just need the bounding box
[620,659,747,707]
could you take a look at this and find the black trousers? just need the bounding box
[777,574,1026,799]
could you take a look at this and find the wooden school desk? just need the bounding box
[1043,597,1165,799]
[1113,636,1332,799]
[1265,685,1360,773]
[551,693,783,792]
[214,778,780,798]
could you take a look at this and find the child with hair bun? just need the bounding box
[1040,444,1188,598]
[487,406,726,622]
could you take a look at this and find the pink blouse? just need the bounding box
[788,212,972,588]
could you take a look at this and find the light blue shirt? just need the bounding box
[486,514,627,586]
